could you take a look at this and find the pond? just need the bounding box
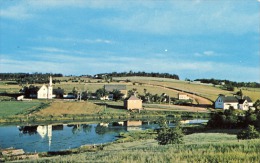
[0,119,207,152]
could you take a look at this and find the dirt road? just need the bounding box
[144,104,210,113]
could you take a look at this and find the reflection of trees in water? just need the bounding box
[95,125,108,135]
[18,126,38,136]
[67,124,92,134]
[82,124,92,133]
[95,124,127,135]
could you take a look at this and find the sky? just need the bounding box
[0,0,259,82]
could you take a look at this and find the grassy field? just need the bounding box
[33,101,103,116]
[115,76,260,102]
[0,101,42,117]
[25,132,260,162]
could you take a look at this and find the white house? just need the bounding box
[215,95,253,110]
[178,93,190,100]
[37,76,53,99]
[104,85,127,100]
[17,95,24,101]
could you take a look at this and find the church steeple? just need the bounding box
[49,76,52,86]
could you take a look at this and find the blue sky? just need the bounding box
[0,0,259,82]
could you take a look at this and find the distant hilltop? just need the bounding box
[0,72,259,88]
[93,71,179,80]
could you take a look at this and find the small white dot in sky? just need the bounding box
[165,49,168,52]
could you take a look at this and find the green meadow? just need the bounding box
[0,101,42,117]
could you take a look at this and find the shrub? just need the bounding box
[237,125,260,140]
[156,126,184,145]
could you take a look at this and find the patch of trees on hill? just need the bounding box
[0,73,63,84]
[95,71,179,80]
[194,78,260,88]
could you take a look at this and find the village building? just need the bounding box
[178,93,190,100]
[37,76,53,99]
[214,95,253,110]
[104,84,127,100]
[124,95,142,110]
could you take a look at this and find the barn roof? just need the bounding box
[125,95,141,101]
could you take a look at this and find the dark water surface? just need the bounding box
[0,119,207,152]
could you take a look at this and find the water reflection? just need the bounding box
[0,119,207,152]
[67,124,92,134]
[18,126,38,135]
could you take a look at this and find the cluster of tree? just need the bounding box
[0,73,63,85]
[207,101,260,140]
[129,88,192,105]
[207,107,260,129]
[21,85,39,97]
[194,78,260,88]
[95,88,124,101]
[156,117,184,145]
[95,71,179,80]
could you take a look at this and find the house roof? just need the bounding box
[125,95,141,101]
[104,85,126,92]
[243,96,252,102]
[218,95,253,103]
[221,96,239,103]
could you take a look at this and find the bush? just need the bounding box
[237,125,260,140]
[156,126,184,145]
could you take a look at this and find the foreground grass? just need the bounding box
[23,132,260,163]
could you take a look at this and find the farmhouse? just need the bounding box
[178,93,189,100]
[215,95,253,110]
[124,95,142,110]
[104,84,127,100]
[37,76,53,99]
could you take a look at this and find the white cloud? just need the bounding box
[194,51,218,57]
[1,1,258,35]
[100,1,259,35]
[0,5,32,20]
[33,37,114,44]
[32,47,68,53]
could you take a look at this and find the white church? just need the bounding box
[37,76,53,99]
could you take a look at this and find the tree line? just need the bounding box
[0,73,63,84]
[95,71,179,80]
[194,78,260,88]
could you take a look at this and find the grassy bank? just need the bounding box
[22,132,260,162]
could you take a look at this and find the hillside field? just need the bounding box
[1,77,259,103]
[114,76,260,102]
